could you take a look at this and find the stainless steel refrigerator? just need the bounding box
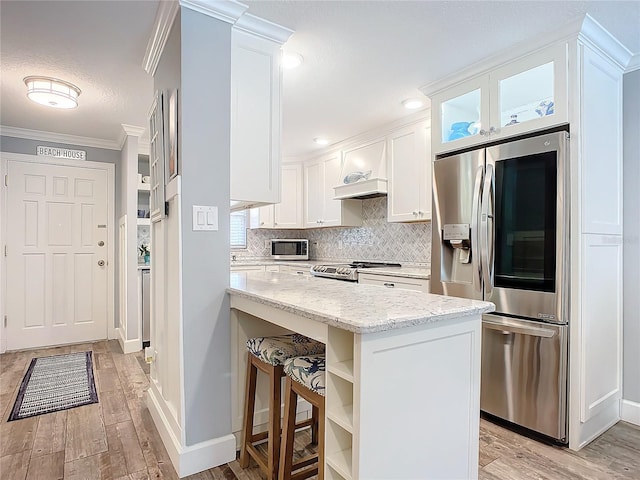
[431,130,569,443]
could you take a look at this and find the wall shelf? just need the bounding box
[137,218,151,226]
[137,182,151,192]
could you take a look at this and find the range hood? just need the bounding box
[334,139,387,200]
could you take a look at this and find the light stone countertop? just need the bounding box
[230,259,430,279]
[228,271,494,334]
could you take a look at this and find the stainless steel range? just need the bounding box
[311,261,401,281]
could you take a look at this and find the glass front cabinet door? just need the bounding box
[432,76,491,154]
[490,44,567,140]
[431,44,567,154]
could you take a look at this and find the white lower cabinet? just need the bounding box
[358,273,429,293]
[279,265,311,276]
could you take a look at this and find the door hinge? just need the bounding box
[3,316,6,328]
[4,175,7,187]
[3,245,6,257]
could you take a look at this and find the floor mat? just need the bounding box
[8,351,98,421]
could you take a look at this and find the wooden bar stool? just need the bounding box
[240,334,324,480]
[279,354,326,480]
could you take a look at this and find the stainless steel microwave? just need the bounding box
[271,239,309,260]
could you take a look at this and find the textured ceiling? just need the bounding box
[0,0,159,146]
[1,0,638,156]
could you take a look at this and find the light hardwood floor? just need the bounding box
[0,341,639,479]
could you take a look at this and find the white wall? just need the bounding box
[623,69,640,406]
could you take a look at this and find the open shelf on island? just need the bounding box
[326,448,353,480]
[328,360,354,382]
[327,404,354,433]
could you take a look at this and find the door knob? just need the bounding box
[98,260,105,267]
[98,241,105,247]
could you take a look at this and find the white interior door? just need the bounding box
[6,160,109,350]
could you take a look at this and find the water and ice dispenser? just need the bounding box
[443,224,472,264]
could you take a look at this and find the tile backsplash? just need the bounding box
[235,197,431,265]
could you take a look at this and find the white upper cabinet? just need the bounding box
[230,30,282,208]
[431,44,567,154]
[304,153,362,228]
[250,164,304,229]
[387,121,432,223]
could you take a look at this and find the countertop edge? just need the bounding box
[227,286,493,334]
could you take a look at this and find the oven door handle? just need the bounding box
[480,163,495,299]
[483,319,556,338]
[471,165,484,294]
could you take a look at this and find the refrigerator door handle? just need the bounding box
[481,163,495,298]
[471,165,484,294]
[483,319,556,338]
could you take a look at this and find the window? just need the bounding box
[230,210,248,249]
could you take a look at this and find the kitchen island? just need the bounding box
[228,271,494,480]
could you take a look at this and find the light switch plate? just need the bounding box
[192,205,218,231]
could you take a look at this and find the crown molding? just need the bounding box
[234,12,294,44]
[121,124,146,138]
[143,0,292,76]
[626,54,640,73]
[421,13,636,97]
[179,0,248,24]
[142,0,180,76]
[0,125,120,150]
[421,17,585,97]
[118,124,148,151]
[578,14,633,70]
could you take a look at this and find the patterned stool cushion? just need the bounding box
[283,354,326,396]
[247,334,325,366]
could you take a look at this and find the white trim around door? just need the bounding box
[0,152,116,353]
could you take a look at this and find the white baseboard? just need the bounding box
[0,335,6,354]
[147,384,236,478]
[621,399,640,426]
[116,327,141,354]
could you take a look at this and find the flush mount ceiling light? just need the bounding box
[314,137,329,146]
[283,51,303,70]
[402,98,424,110]
[24,76,81,109]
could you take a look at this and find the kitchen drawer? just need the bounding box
[358,273,429,293]
[230,265,265,272]
[280,265,311,276]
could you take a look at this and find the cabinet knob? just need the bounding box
[412,211,418,216]
[489,126,498,134]
[418,211,423,216]
[383,283,395,288]
[479,129,487,136]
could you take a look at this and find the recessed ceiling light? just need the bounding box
[283,52,303,70]
[24,76,81,109]
[402,98,424,110]
[314,137,329,146]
